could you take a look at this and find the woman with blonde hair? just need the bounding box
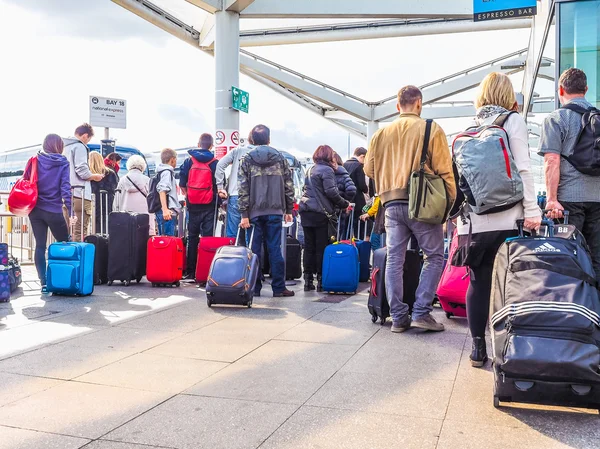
[454,72,541,367]
[113,155,155,235]
[89,151,119,233]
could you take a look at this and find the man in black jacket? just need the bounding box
[239,124,295,297]
[343,147,370,239]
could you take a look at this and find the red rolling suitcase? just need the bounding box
[436,228,469,318]
[195,204,235,284]
[147,236,184,287]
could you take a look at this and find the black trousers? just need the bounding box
[463,229,518,339]
[29,207,70,285]
[186,207,215,275]
[562,201,600,282]
[302,224,330,275]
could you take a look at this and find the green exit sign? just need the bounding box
[232,86,249,113]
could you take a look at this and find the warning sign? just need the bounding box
[231,131,240,146]
[214,129,239,159]
[215,130,226,146]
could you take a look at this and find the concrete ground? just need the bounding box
[0,266,598,449]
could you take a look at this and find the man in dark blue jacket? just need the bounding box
[179,133,225,278]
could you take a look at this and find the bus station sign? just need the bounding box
[90,96,127,129]
[473,0,537,22]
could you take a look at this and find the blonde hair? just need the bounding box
[475,72,516,110]
[89,151,107,175]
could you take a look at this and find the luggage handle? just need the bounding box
[71,186,86,242]
[357,217,368,241]
[235,226,255,248]
[517,218,555,238]
[99,189,109,235]
[337,205,355,242]
[541,209,570,224]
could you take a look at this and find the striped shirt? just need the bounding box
[538,98,600,202]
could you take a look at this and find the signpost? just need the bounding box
[473,0,537,22]
[231,86,249,113]
[89,95,127,140]
[214,129,239,159]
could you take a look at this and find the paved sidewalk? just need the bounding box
[0,267,598,449]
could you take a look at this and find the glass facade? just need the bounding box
[559,0,600,107]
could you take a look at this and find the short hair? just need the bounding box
[475,72,516,110]
[106,152,122,162]
[42,134,64,154]
[354,147,367,157]
[247,130,254,146]
[313,145,335,167]
[332,152,343,165]
[75,123,94,138]
[398,85,423,108]
[88,151,106,175]
[198,133,213,149]
[126,155,147,172]
[161,148,177,164]
[251,124,270,146]
[559,68,587,95]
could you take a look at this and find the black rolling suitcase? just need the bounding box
[491,215,600,411]
[84,190,109,285]
[368,236,421,325]
[285,226,302,280]
[107,212,149,286]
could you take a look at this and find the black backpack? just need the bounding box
[561,103,600,176]
[146,170,173,213]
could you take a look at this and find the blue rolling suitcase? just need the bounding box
[0,243,11,302]
[322,242,359,294]
[206,229,259,308]
[47,188,95,296]
[355,221,371,282]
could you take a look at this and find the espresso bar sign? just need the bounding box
[473,0,537,22]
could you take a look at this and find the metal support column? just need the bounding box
[367,121,379,145]
[215,10,240,147]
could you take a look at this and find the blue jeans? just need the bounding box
[226,195,241,238]
[155,210,178,236]
[247,215,285,294]
[385,203,444,321]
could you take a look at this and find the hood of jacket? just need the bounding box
[37,151,69,170]
[188,148,215,163]
[246,145,282,167]
[156,163,174,172]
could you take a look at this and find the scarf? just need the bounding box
[475,105,508,121]
[104,157,120,174]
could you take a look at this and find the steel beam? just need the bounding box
[329,119,367,138]
[200,14,216,47]
[225,0,255,13]
[240,0,472,19]
[240,18,532,47]
[184,0,221,14]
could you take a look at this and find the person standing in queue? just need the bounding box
[299,146,351,291]
[238,124,295,298]
[89,151,118,233]
[343,147,369,238]
[155,148,181,237]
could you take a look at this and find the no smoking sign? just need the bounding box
[231,131,240,146]
[215,131,226,146]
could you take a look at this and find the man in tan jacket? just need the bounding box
[365,85,455,333]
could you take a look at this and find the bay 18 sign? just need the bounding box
[473,0,537,22]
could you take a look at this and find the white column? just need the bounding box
[367,121,379,146]
[214,10,240,155]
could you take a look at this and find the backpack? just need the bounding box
[146,170,173,213]
[186,157,216,205]
[561,103,600,176]
[452,112,524,216]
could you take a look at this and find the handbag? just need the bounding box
[408,119,449,225]
[8,156,38,217]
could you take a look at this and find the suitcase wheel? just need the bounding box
[371,314,377,323]
[207,298,212,308]
[151,283,156,288]
[136,278,141,284]
[174,281,180,287]
[246,299,252,308]
[380,316,386,326]
[107,280,113,286]
[446,312,453,319]
[124,280,131,287]
[493,396,500,409]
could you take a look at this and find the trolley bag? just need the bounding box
[84,190,109,285]
[0,244,11,302]
[47,187,95,296]
[107,211,149,286]
[146,235,184,287]
[195,202,235,284]
[491,215,600,411]
[285,233,303,280]
[368,247,388,324]
[7,255,22,293]
[436,228,469,318]
[206,229,259,308]
[403,237,422,315]
[323,215,360,294]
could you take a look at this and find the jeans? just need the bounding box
[30,207,70,285]
[155,210,178,236]
[226,195,241,238]
[562,201,600,282]
[302,224,330,275]
[186,207,215,275]
[247,215,285,293]
[385,203,444,321]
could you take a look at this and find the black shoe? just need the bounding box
[254,291,261,297]
[303,274,315,292]
[273,289,295,297]
[316,275,323,293]
[470,337,488,367]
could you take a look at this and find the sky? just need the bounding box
[0,0,551,162]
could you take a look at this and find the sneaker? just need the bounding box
[41,285,51,295]
[411,314,445,332]
[273,289,295,298]
[391,316,411,333]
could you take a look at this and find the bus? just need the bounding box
[0,141,149,191]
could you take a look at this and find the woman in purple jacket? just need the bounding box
[26,134,72,293]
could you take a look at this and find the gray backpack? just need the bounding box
[452,112,524,216]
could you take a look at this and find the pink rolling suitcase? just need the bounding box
[436,228,469,318]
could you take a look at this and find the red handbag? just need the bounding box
[8,156,38,216]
